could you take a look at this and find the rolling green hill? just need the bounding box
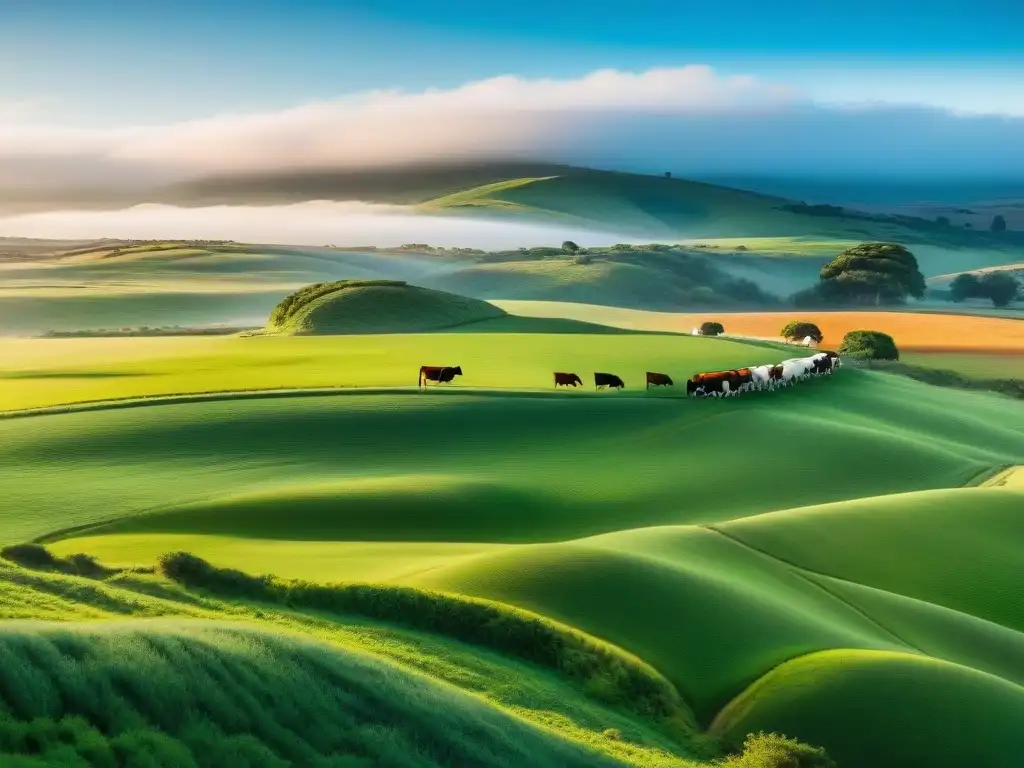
[711,649,1024,768]
[3,310,1024,766]
[266,279,507,335]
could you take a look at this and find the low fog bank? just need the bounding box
[0,201,630,251]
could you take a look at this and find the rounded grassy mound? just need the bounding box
[268,279,507,335]
[0,620,626,767]
[710,649,1024,768]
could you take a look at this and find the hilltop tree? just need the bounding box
[948,273,984,302]
[699,321,725,336]
[780,320,823,343]
[817,243,926,306]
[991,214,1007,232]
[561,240,581,255]
[979,272,1021,307]
[838,330,900,361]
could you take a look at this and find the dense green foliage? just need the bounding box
[949,271,1021,306]
[780,321,823,343]
[838,330,899,360]
[699,322,725,336]
[155,551,692,724]
[817,243,926,305]
[0,543,111,579]
[717,733,836,768]
[0,622,628,768]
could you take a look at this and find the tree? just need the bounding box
[948,273,984,302]
[979,271,1021,307]
[838,330,899,360]
[817,243,926,305]
[780,320,823,343]
[664,171,672,178]
[561,240,580,255]
[935,215,951,227]
[991,214,1007,232]
[699,321,724,336]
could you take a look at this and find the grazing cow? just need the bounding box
[646,372,674,389]
[419,365,463,391]
[810,355,832,376]
[554,372,583,388]
[779,359,810,386]
[594,372,625,390]
[817,350,841,372]
[749,364,785,391]
[687,368,753,397]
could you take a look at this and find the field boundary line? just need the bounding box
[702,525,923,653]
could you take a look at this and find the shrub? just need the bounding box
[1,543,114,578]
[572,253,594,265]
[155,553,691,726]
[700,321,725,336]
[561,240,581,255]
[979,272,1021,308]
[949,272,984,302]
[838,330,900,360]
[1,543,59,570]
[780,321,823,343]
[719,732,836,767]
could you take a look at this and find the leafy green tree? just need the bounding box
[561,240,580,255]
[991,214,1007,232]
[780,320,823,343]
[818,243,926,305]
[948,273,983,302]
[839,330,900,360]
[699,321,725,336]
[979,271,1021,307]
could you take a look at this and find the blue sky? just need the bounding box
[4,0,1023,124]
[2,1,1023,186]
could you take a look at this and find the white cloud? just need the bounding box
[2,64,1023,190]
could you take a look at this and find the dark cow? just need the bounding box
[810,356,832,376]
[419,365,463,391]
[819,350,841,372]
[594,372,625,390]
[646,372,674,389]
[687,368,753,397]
[554,372,583,388]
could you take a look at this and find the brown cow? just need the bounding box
[419,365,463,391]
[554,372,583,388]
[646,372,674,389]
[687,368,753,397]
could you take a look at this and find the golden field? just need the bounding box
[497,301,1024,353]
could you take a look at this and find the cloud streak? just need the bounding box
[0,201,630,249]
[3,64,1024,194]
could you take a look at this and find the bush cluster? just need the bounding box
[156,552,690,724]
[0,543,111,579]
[718,732,836,767]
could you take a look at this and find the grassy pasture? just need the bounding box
[900,351,1024,380]
[0,330,778,411]
[718,488,1024,632]
[9,370,1024,547]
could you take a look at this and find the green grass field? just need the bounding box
[900,352,1024,380]
[3,257,1024,767]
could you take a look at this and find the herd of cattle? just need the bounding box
[418,350,841,396]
